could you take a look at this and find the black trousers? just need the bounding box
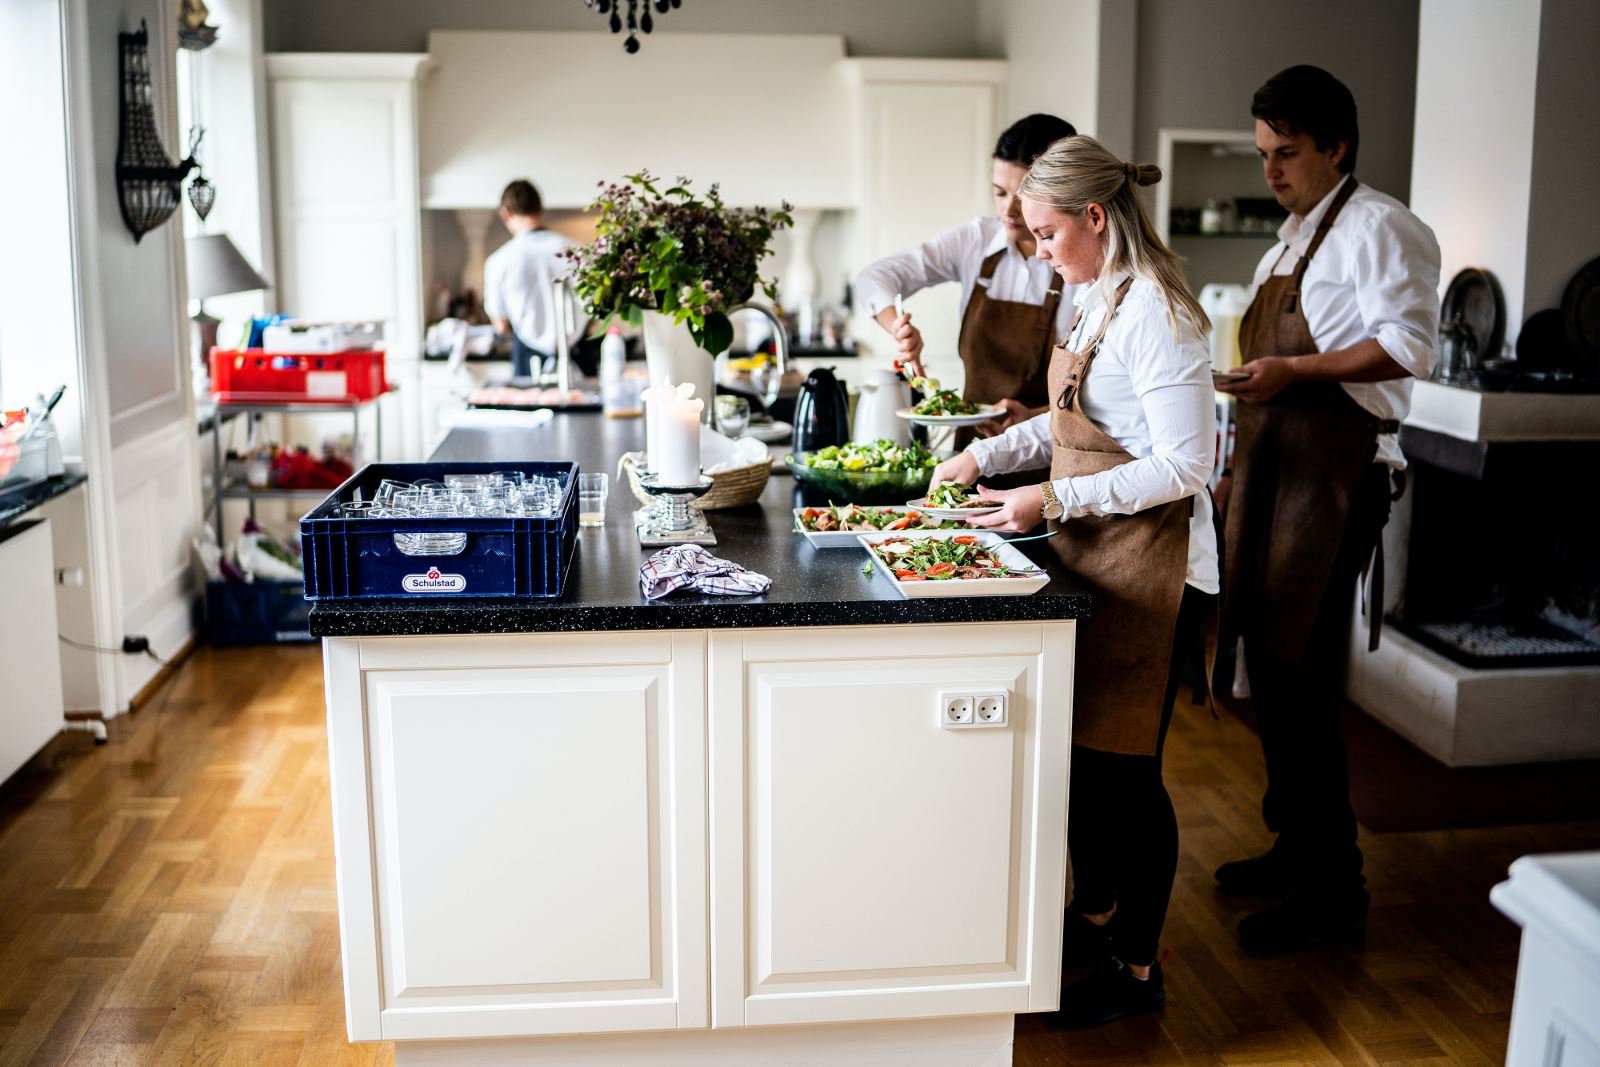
[1246,462,1394,897]
[1067,582,1215,966]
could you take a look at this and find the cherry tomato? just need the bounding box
[895,569,925,581]
[952,535,979,545]
[926,562,956,578]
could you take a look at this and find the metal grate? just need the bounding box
[1393,614,1600,669]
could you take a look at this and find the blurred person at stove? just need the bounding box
[485,179,597,383]
[1212,65,1440,953]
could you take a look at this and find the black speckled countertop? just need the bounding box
[0,472,87,530]
[308,414,1092,637]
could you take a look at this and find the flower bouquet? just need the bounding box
[563,171,792,357]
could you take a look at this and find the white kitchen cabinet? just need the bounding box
[323,620,1072,1055]
[326,631,708,1041]
[0,520,64,785]
[844,59,1007,384]
[708,623,1071,1027]
[1492,853,1600,1067]
[266,54,431,462]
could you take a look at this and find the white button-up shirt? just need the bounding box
[1247,175,1441,468]
[852,216,1083,344]
[967,274,1220,594]
[484,229,578,355]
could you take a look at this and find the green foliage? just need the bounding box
[563,171,793,357]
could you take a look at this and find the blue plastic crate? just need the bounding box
[208,579,313,644]
[299,461,578,600]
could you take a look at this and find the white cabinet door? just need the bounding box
[708,622,1073,1027]
[0,521,63,784]
[328,632,707,1040]
[848,61,1005,383]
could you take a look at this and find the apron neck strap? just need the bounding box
[1055,276,1134,410]
[977,248,1005,282]
[1297,177,1360,270]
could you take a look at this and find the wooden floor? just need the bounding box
[0,646,1595,1066]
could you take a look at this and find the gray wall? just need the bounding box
[264,0,987,57]
[1134,0,1420,204]
[1524,0,1600,316]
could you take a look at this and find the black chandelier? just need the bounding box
[584,0,681,54]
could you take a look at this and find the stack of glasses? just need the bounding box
[339,471,565,555]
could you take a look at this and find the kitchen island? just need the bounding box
[311,414,1092,1066]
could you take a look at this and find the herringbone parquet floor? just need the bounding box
[0,644,1594,1065]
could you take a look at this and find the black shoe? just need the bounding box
[1237,889,1369,954]
[1214,848,1296,896]
[1053,957,1165,1028]
[1062,908,1114,966]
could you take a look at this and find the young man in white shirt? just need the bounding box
[484,179,590,381]
[1214,66,1441,954]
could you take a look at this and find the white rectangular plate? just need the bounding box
[856,530,1051,598]
[792,506,958,548]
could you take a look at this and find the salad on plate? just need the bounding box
[867,535,1040,582]
[796,505,960,533]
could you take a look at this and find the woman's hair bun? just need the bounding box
[1131,162,1162,187]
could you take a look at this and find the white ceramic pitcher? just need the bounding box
[851,367,912,445]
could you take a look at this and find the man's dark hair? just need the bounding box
[500,179,543,217]
[993,113,1078,167]
[1251,65,1359,174]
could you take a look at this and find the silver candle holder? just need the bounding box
[634,470,717,546]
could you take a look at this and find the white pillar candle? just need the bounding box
[643,379,703,486]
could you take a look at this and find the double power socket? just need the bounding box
[939,690,1009,729]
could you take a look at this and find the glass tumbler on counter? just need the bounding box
[715,394,751,439]
[578,472,608,528]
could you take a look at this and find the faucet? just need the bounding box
[551,278,579,395]
[727,301,789,408]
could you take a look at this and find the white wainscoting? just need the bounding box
[111,419,201,708]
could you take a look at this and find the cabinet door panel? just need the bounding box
[709,623,1073,1028]
[341,631,706,1040]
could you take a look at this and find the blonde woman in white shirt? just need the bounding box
[930,135,1216,1028]
[853,114,1080,440]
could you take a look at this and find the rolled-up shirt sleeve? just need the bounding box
[1351,211,1441,380]
[852,219,984,319]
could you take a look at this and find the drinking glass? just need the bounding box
[578,472,608,528]
[715,395,751,439]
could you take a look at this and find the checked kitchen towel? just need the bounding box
[640,545,773,600]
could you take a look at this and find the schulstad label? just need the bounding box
[402,568,467,593]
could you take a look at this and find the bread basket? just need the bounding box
[620,452,770,510]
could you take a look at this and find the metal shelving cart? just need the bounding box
[206,392,389,545]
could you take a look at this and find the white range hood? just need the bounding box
[420,31,859,211]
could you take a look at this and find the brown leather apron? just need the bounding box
[1048,278,1194,756]
[1221,179,1400,665]
[954,248,1065,451]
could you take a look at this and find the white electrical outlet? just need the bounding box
[973,692,1008,727]
[940,692,974,726]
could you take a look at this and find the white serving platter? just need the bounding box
[904,495,1003,521]
[856,529,1051,598]
[792,506,961,548]
[894,404,1003,427]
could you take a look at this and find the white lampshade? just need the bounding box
[186,233,270,302]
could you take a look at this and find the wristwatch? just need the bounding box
[1040,480,1065,521]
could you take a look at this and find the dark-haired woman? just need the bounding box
[931,135,1218,1027]
[853,113,1080,437]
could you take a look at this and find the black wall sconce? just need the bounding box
[115,19,197,243]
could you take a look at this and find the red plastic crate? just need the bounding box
[209,349,388,403]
